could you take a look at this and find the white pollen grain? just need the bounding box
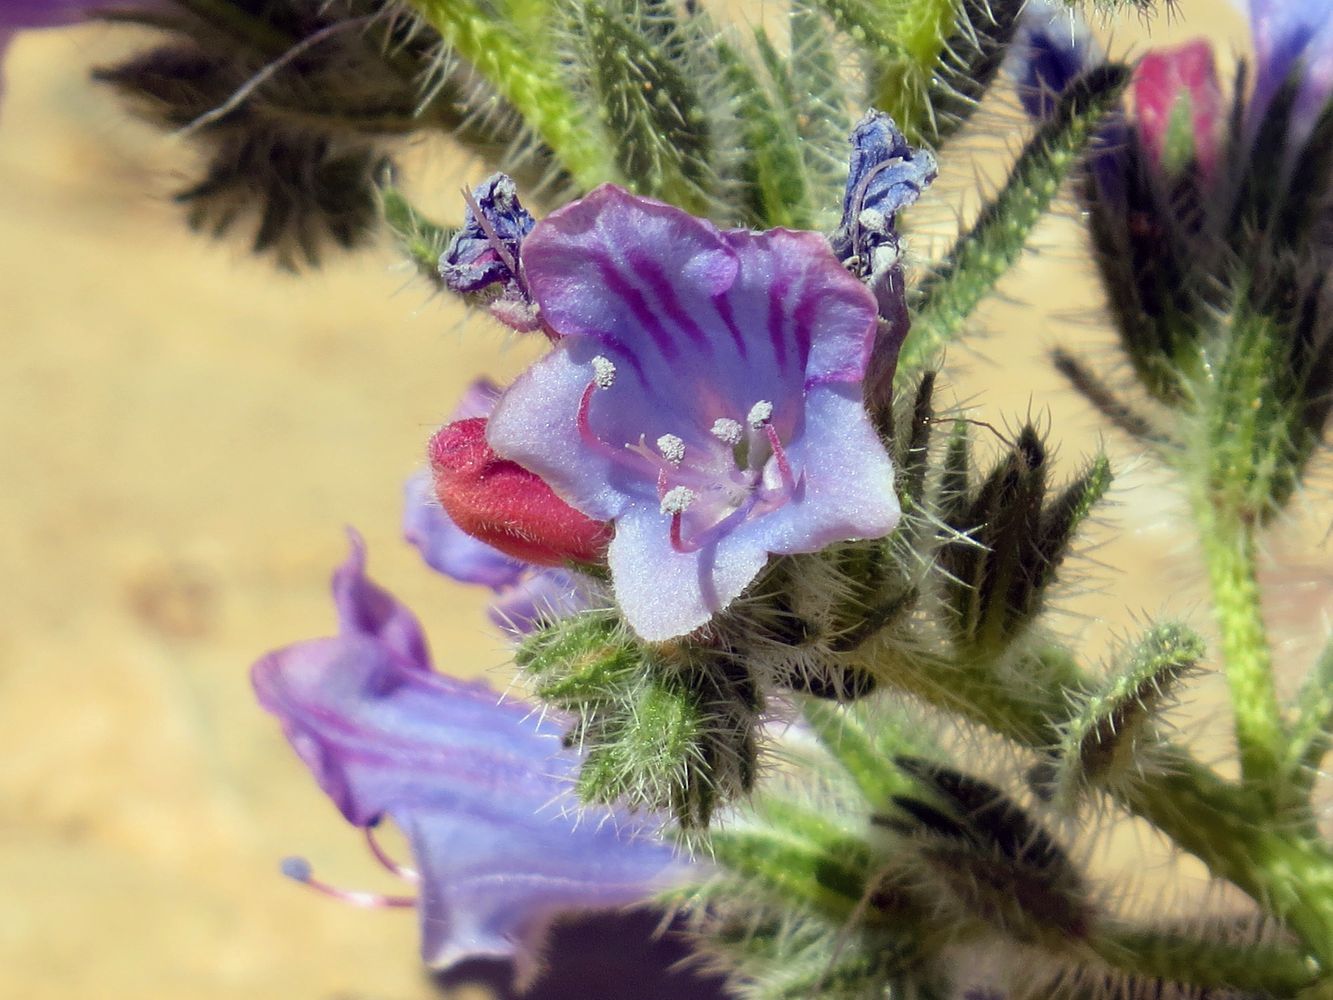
[591,356,617,389]
[660,486,696,515]
[656,434,686,465]
[711,418,743,445]
[747,400,773,428]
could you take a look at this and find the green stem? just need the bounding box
[1286,633,1333,806]
[1193,504,1285,808]
[407,0,620,189]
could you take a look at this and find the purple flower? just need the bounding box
[439,173,541,333]
[1007,0,1100,120]
[486,185,900,642]
[1248,0,1333,150]
[830,111,936,276]
[253,532,693,982]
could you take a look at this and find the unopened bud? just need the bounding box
[429,418,611,567]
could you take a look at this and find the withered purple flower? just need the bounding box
[439,173,541,333]
[253,532,691,982]
[486,185,900,642]
[831,111,936,404]
[830,111,936,279]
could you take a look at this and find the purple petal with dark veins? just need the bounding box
[491,185,898,640]
[254,541,691,977]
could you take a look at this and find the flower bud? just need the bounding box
[1131,40,1223,180]
[429,417,611,567]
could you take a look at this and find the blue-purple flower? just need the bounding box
[486,185,900,642]
[1007,0,1100,120]
[831,111,936,405]
[253,532,693,981]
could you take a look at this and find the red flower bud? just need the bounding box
[429,418,610,567]
[1132,39,1223,181]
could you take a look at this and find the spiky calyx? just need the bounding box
[97,0,551,268]
[903,64,1132,379]
[516,611,759,826]
[937,423,1112,658]
[559,0,714,214]
[1044,623,1203,805]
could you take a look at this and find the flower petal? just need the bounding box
[741,383,901,552]
[1249,0,1333,147]
[333,529,431,670]
[607,505,770,641]
[254,570,688,976]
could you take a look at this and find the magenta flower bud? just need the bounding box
[429,417,612,568]
[1131,40,1224,180]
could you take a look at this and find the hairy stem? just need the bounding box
[1193,505,1285,809]
[407,0,620,188]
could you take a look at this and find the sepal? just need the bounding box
[936,423,1112,657]
[877,758,1093,947]
[516,611,760,827]
[1045,623,1203,805]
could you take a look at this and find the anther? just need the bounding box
[660,485,696,515]
[280,856,417,909]
[711,418,743,445]
[656,434,685,465]
[747,400,773,428]
[591,355,617,389]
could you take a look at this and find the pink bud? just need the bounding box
[1132,39,1224,180]
[429,418,610,567]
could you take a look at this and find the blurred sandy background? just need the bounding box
[3,4,1331,999]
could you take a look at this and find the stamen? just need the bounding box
[660,485,696,515]
[711,418,743,445]
[591,355,617,389]
[747,400,773,428]
[365,826,419,882]
[669,512,694,554]
[764,424,796,493]
[281,856,417,909]
[656,434,686,465]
